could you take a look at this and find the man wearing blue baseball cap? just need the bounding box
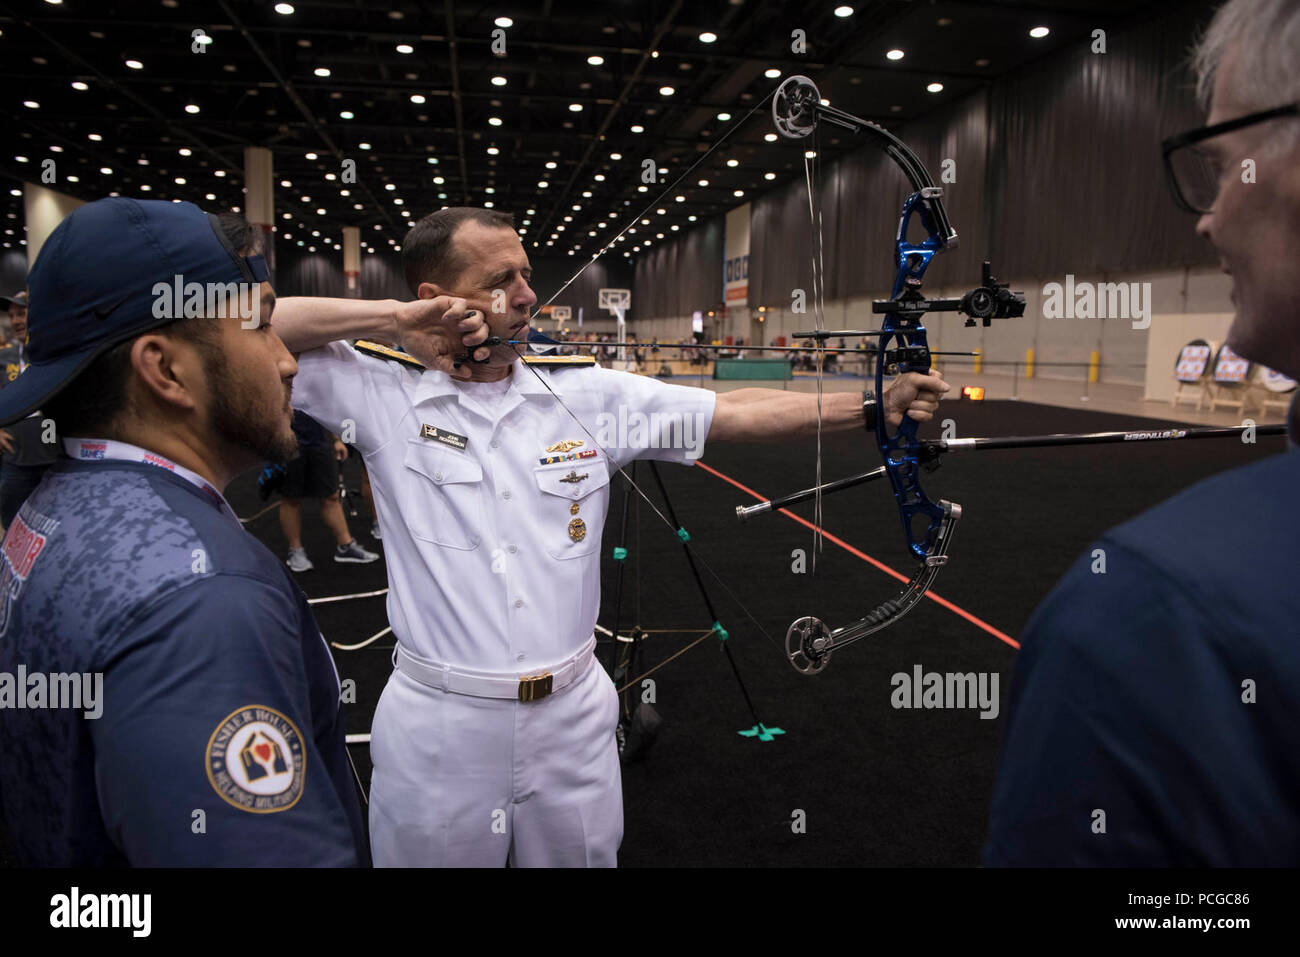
[0,197,366,866]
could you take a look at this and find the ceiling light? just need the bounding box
[88,133,102,141]
[630,124,644,133]
[491,75,507,86]
[834,5,854,16]
[178,148,192,156]
[184,103,200,114]
[726,159,738,167]
[486,146,499,155]
[314,67,331,77]
[359,142,371,149]
[764,68,780,78]
[22,100,39,109]
[717,112,731,121]
[886,49,904,60]
[488,116,502,126]
[410,94,425,104]
[305,151,317,160]
[699,32,717,43]
[1030,26,1050,38]
[495,17,513,27]
[765,172,776,180]
[70,81,88,91]
[764,132,778,142]
[395,44,414,54]
[733,189,744,197]
[697,179,708,186]
[610,152,622,160]
[805,150,817,158]
[659,86,675,96]
[545,161,557,169]
[588,55,604,66]
[274,3,295,14]
[569,103,583,112]
[926,82,944,93]
[339,110,354,118]
[125,59,144,70]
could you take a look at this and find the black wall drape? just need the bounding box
[632,215,723,319]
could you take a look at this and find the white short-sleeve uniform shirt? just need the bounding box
[292,342,716,672]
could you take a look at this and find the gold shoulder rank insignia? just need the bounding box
[522,355,596,366]
[354,340,428,370]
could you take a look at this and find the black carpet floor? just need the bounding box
[1,399,1286,867]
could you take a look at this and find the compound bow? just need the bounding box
[770,76,1025,674]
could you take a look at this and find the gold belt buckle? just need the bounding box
[517,671,553,703]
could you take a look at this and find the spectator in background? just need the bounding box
[0,290,59,529]
[278,409,379,572]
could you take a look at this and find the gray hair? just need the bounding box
[1193,0,1300,111]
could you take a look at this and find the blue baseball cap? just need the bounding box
[0,197,269,427]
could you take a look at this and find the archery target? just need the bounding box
[1260,367,1298,393]
[1174,340,1214,382]
[1212,343,1251,386]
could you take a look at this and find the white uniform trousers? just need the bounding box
[368,653,624,867]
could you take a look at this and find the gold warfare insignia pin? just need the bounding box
[558,471,588,484]
[546,439,585,453]
[570,503,580,515]
[568,517,587,542]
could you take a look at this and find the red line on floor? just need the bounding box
[694,459,1021,650]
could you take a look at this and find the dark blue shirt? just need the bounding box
[0,458,366,866]
[984,449,1300,866]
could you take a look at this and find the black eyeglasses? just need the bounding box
[1162,103,1299,214]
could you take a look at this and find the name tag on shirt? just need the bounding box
[421,423,469,452]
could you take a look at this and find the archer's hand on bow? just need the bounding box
[881,369,950,427]
[392,295,491,380]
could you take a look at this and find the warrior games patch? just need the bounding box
[206,705,306,813]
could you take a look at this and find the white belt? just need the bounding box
[392,637,596,703]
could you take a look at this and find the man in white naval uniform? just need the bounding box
[274,207,948,866]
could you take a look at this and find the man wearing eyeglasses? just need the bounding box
[985,0,1300,866]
